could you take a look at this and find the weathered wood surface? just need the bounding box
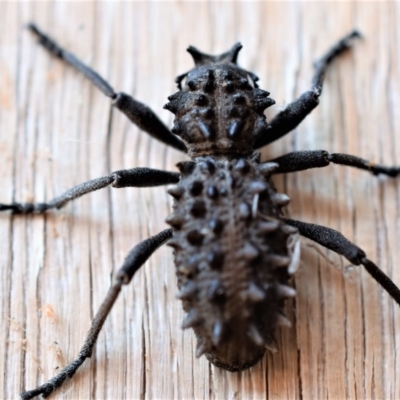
[1,2,399,399]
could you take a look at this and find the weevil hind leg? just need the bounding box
[20,281,123,400]
[20,229,172,400]
[282,218,400,307]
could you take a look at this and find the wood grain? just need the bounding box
[1,2,399,399]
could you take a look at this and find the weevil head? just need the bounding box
[164,43,275,158]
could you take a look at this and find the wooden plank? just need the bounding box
[1,2,399,399]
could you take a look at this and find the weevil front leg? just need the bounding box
[254,31,361,149]
[28,24,187,153]
[282,218,400,307]
[20,228,173,400]
[0,168,179,214]
[267,150,400,177]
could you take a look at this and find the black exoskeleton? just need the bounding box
[2,25,400,399]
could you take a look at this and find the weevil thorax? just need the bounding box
[166,157,300,371]
[164,43,275,158]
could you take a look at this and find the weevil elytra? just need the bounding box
[1,25,400,399]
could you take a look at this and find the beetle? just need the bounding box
[1,25,400,399]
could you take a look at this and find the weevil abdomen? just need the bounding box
[166,157,300,371]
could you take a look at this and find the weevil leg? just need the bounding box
[20,228,173,400]
[27,23,187,153]
[253,31,361,149]
[0,168,179,214]
[282,218,400,307]
[267,150,400,177]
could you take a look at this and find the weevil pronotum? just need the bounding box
[2,25,400,399]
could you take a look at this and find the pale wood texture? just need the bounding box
[1,2,400,399]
